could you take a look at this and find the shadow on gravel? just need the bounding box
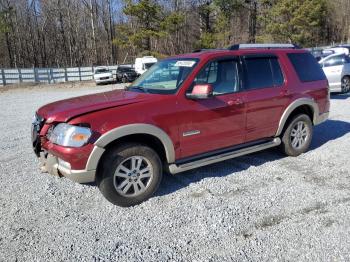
[310,119,350,150]
[330,93,350,100]
[157,119,350,197]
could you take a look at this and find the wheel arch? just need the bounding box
[86,124,176,173]
[275,98,319,137]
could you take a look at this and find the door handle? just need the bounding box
[227,99,244,106]
[280,89,289,96]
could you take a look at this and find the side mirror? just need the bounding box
[186,84,213,100]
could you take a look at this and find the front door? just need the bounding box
[177,57,246,159]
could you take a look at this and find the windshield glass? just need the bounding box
[143,62,156,70]
[129,59,198,94]
[95,68,110,74]
[118,67,135,73]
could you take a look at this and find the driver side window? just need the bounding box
[194,59,239,95]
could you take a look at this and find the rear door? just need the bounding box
[240,54,288,142]
[321,55,345,89]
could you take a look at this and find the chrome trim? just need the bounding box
[94,123,176,163]
[183,130,201,137]
[168,138,281,174]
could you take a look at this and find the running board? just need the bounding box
[168,138,281,174]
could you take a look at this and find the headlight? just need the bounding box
[48,123,92,147]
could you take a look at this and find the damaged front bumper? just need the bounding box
[39,152,96,184]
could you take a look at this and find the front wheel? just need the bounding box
[280,114,313,157]
[97,143,163,207]
[341,76,350,93]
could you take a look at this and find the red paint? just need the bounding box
[36,48,329,169]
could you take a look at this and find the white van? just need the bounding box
[134,56,158,75]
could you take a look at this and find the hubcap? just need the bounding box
[342,78,350,92]
[290,121,309,150]
[113,156,153,197]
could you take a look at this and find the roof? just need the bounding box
[170,46,306,60]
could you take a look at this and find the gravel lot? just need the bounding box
[0,83,350,261]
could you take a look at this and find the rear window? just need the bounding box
[243,56,284,90]
[287,52,326,82]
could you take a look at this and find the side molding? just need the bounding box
[275,98,319,137]
[94,123,176,163]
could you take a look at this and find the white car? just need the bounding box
[319,53,350,93]
[93,67,114,84]
[134,56,157,75]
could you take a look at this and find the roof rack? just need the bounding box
[228,43,301,50]
[192,48,227,53]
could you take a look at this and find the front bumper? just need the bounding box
[40,152,96,183]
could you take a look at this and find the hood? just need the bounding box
[38,90,151,123]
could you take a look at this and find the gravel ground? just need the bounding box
[0,83,350,261]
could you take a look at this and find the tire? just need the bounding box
[280,114,313,157]
[341,76,350,93]
[97,143,163,207]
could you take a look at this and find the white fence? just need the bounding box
[0,66,120,86]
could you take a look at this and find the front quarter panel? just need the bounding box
[68,94,180,162]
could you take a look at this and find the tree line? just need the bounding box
[0,0,349,68]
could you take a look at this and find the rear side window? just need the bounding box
[243,56,284,90]
[323,55,345,67]
[287,52,326,82]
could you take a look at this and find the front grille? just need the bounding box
[31,113,45,156]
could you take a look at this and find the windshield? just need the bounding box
[95,68,110,74]
[129,59,198,94]
[118,67,135,73]
[143,62,156,70]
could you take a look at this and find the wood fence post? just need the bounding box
[1,69,6,86]
[18,68,22,83]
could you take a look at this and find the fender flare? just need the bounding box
[86,124,176,171]
[275,98,319,137]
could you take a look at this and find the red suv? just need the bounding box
[32,44,330,207]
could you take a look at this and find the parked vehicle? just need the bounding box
[319,53,350,93]
[310,48,335,61]
[134,56,157,75]
[93,67,114,84]
[116,66,138,83]
[32,44,329,207]
[324,45,350,56]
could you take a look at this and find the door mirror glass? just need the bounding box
[186,84,213,99]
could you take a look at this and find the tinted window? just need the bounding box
[270,58,284,86]
[194,59,239,95]
[95,69,110,74]
[243,56,284,90]
[288,53,326,82]
[344,56,350,63]
[323,55,345,67]
[118,67,135,73]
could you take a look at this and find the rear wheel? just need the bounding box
[280,114,313,156]
[341,76,350,93]
[97,143,163,207]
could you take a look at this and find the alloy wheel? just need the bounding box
[290,121,309,150]
[342,77,350,93]
[113,156,153,197]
